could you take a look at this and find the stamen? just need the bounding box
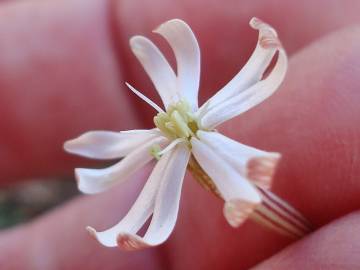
[171,111,193,137]
[154,100,199,141]
[157,138,187,156]
[125,82,164,113]
[165,122,177,134]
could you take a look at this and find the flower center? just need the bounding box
[154,100,199,141]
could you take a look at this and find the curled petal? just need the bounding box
[117,145,190,250]
[76,136,168,194]
[64,129,161,159]
[154,19,201,110]
[191,137,261,225]
[198,18,279,116]
[87,149,173,247]
[116,233,150,251]
[88,145,189,250]
[197,131,280,189]
[201,18,287,129]
[130,36,178,108]
[251,18,281,49]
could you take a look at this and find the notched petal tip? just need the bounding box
[250,17,281,49]
[86,226,98,240]
[249,17,277,36]
[117,233,150,251]
[247,153,281,189]
[86,226,117,248]
[74,168,102,194]
[223,199,259,228]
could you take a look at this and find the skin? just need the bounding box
[0,0,360,269]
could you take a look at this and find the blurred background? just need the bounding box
[0,178,77,229]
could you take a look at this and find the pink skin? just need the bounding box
[0,0,360,269]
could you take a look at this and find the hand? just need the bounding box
[1,0,360,269]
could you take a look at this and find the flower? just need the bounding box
[64,17,287,251]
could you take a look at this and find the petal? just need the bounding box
[191,137,261,226]
[191,137,261,202]
[246,156,281,189]
[130,36,178,108]
[198,18,278,115]
[117,145,190,250]
[76,136,168,194]
[154,19,200,110]
[201,18,288,129]
[197,130,281,189]
[64,129,162,159]
[87,148,173,247]
[223,199,259,228]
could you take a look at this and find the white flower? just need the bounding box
[64,17,287,251]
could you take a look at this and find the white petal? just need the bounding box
[201,19,288,129]
[197,131,281,189]
[117,145,190,250]
[191,137,260,202]
[223,199,259,228]
[198,18,278,115]
[87,149,173,247]
[191,137,261,226]
[76,136,168,194]
[154,19,200,110]
[64,129,162,159]
[130,36,178,108]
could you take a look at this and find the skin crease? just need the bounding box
[0,0,359,269]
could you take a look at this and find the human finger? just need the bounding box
[252,211,360,270]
